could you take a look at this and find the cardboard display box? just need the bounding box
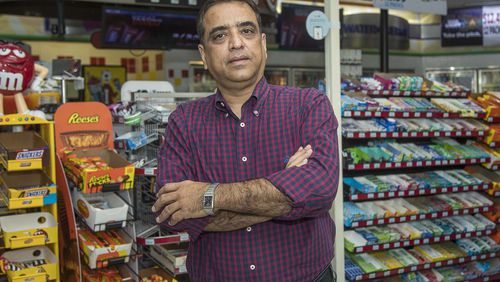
[0,170,56,209]
[73,190,129,232]
[60,130,135,193]
[0,212,57,249]
[1,246,58,282]
[78,229,132,269]
[0,131,49,172]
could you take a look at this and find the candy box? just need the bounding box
[0,212,57,249]
[78,229,132,269]
[0,170,56,209]
[0,246,58,282]
[0,131,49,172]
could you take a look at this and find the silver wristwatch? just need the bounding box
[203,183,219,216]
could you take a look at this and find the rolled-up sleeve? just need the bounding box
[266,90,339,221]
[156,105,209,241]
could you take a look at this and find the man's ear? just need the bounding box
[261,33,267,59]
[198,44,208,70]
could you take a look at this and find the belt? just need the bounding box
[313,264,336,282]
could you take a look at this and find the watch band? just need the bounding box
[203,183,219,216]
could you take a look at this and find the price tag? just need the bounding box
[383,243,390,249]
[145,168,156,175]
[145,238,155,245]
[389,218,395,223]
[453,210,459,215]
[369,274,376,279]
[445,132,451,136]
[180,233,189,241]
[419,214,426,219]
[480,158,486,163]
[435,160,442,165]
[388,192,395,197]
[424,264,430,269]
[389,112,396,117]
[452,187,458,192]
[464,209,470,214]
[403,112,410,117]
[358,132,366,138]
[442,160,449,165]
[374,163,381,169]
[344,111,352,117]
[377,192,384,198]
[395,162,402,168]
[394,242,401,248]
[352,222,359,227]
[466,131,472,136]
[383,271,391,277]
[347,133,354,138]
[435,262,442,267]
[423,239,429,244]
[411,266,417,271]
[407,162,414,167]
[435,237,441,242]
[471,255,477,261]
[366,220,373,226]
[479,131,485,136]
[443,211,449,217]
[370,132,377,138]
[400,217,407,222]
[430,188,437,194]
[473,184,479,189]
[481,255,486,259]
[445,235,451,241]
[348,165,354,170]
[398,191,405,197]
[372,245,379,251]
[410,215,417,221]
[398,269,405,274]
[447,260,453,265]
[431,213,437,218]
[443,113,449,118]
[409,191,415,196]
[423,131,429,137]
[426,161,432,166]
[188,0,197,5]
[375,111,382,117]
[415,112,421,117]
[380,132,387,138]
[460,159,466,164]
[354,111,361,117]
[466,233,471,238]
[459,258,465,263]
[404,241,410,247]
[363,164,370,169]
[402,132,409,137]
[426,112,433,117]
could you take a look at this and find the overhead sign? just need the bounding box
[483,6,500,46]
[373,0,447,15]
[442,7,483,47]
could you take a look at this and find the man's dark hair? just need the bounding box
[197,0,262,44]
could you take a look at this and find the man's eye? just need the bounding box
[242,28,255,34]
[213,33,225,41]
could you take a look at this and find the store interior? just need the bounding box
[1,0,500,281]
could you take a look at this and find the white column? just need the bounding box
[325,1,344,281]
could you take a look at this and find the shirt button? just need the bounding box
[250,264,256,270]
[253,110,259,116]
[242,156,247,162]
[240,122,245,128]
[225,113,229,118]
[220,102,225,107]
[246,227,252,232]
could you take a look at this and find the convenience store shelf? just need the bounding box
[344,89,470,98]
[346,158,490,171]
[468,274,500,282]
[343,130,486,139]
[136,232,190,246]
[342,110,460,119]
[348,206,492,228]
[347,251,498,281]
[349,229,494,253]
[347,183,491,201]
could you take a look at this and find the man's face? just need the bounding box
[198,2,267,88]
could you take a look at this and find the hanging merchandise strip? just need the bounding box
[344,89,470,98]
[344,130,486,139]
[346,158,490,171]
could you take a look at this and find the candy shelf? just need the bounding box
[343,130,486,139]
[348,206,492,228]
[468,274,500,282]
[347,251,498,281]
[345,89,470,98]
[349,229,494,253]
[342,110,461,119]
[136,232,190,246]
[347,183,491,201]
[346,157,490,171]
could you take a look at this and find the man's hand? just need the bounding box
[152,180,210,225]
[286,144,312,168]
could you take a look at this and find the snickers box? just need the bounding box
[0,131,49,172]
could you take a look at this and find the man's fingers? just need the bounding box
[156,201,180,223]
[152,192,177,213]
[287,145,313,168]
[156,182,181,196]
[168,210,185,225]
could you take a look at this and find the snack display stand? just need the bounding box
[0,114,60,282]
[54,102,138,281]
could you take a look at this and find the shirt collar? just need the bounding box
[214,77,270,112]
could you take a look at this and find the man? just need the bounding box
[153,0,339,281]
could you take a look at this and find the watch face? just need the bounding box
[204,195,213,208]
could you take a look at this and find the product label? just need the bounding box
[88,174,111,188]
[16,150,43,160]
[68,113,100,124]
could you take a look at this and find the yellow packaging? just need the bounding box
[0,213,58,249]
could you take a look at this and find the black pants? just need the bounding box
[313,265,336,282]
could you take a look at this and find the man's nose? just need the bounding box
[229,31,244,49]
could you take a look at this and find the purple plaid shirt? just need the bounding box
[156,78,339,282]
